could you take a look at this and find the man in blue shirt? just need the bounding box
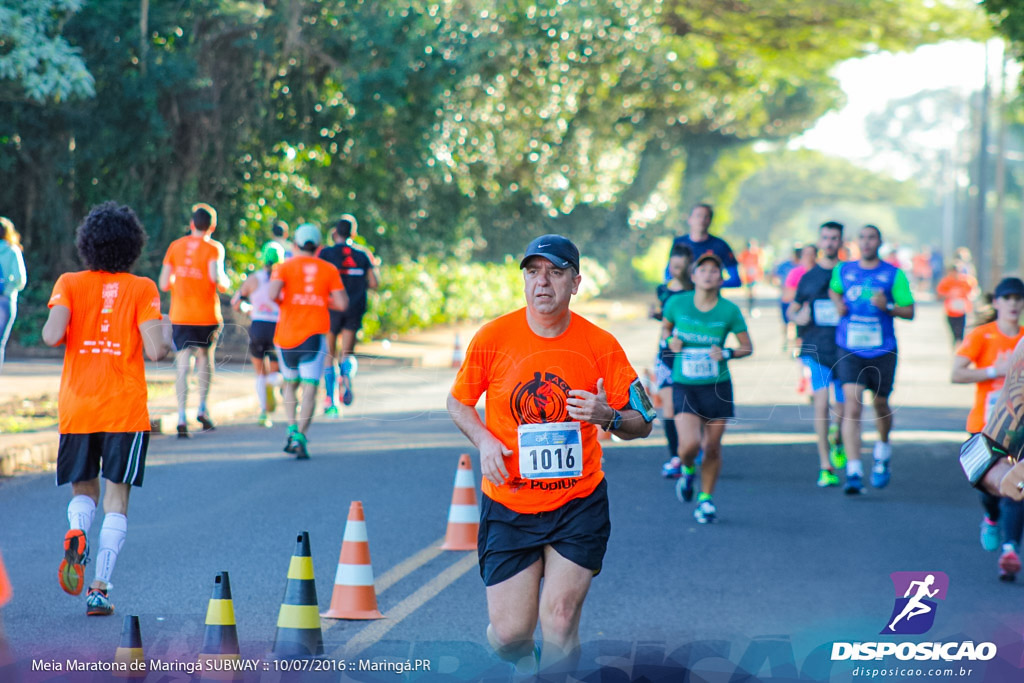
[666,204,740,288]
[829,225,915,494]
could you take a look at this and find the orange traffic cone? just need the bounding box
[114,615,145,678]
[198,572,242,680]
[320,502,383,620]
[0,550,13,681]
[0,550,10,609]
[441,454,479,551]
[271,532,324,658]
[451,334,465,368]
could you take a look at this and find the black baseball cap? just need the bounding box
[520,234,580,272]
[994,277,1024,299]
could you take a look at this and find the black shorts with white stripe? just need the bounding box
[57,432,150,487]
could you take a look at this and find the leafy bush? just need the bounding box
[361,256,609,340]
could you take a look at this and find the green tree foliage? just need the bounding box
[0,0,95,103]
[728,149,918,244]
[0,0,988,342]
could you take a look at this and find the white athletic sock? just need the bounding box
[256,374,268,412]
[67,495,96,532]
[847,460,864,477]
[874,441,892,462]
[267,372,283,387]
[93,513,127,586]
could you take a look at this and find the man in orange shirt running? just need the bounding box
[447,234,653,674]
[159,203,229,438]
[42,202,172,616]
[268,223,347,459]
[936,264,976,346]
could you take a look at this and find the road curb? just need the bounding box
[1,392,262,478]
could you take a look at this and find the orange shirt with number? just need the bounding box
[48,271,163,434]
[956,321,1024,433]
[271,255,345,349]
[163,234,223,325]
[936,273,975,318]
[451,309,638,514]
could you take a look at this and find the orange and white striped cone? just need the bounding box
[441,454,479,551]
[320,502,383,620]
[113,615,145,678]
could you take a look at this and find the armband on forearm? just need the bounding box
[960,433,1016,488]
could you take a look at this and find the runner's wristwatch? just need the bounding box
[607,409,622,431]
[960,433,1015,488]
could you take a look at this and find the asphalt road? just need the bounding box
[2,296,1022,682]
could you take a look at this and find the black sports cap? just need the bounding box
[520,234,580,273]
[994,277,1024,299]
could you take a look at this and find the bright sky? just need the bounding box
[794,40,1011,175]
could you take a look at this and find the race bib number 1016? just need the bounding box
[517,422,583,480]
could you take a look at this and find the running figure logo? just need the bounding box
[881,571,949,635]
[510,372,571,424]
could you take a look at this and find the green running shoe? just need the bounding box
[817,469,840,488]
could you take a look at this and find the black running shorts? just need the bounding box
[329,304,368,334]
[673,381,735,421]
[248,320,278,360]
[172,324,221,351]
[57,432,149,487]
[478,478,610,587]
[836,349,898,399]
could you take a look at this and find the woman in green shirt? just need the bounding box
[661,252,754,524]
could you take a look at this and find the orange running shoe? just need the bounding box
[58,529,89,596]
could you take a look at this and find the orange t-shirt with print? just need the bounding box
[451,308,639,514]
[48,271,163,434]
[163,234,223,324]
[936,273,975,318]
[271,255,345,349]
[956,321,1024,433]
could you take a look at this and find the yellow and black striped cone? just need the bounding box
[113,615,145,678]
[198,572,242,680]
[270,531,323,659]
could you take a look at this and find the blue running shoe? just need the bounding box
[661,457,682,479]
[86,588,114,616]
[693,500,716,524]
[871,458,891,489]
[844,472,864,495]
[675,471,695,502]
[981,517,1000,552]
